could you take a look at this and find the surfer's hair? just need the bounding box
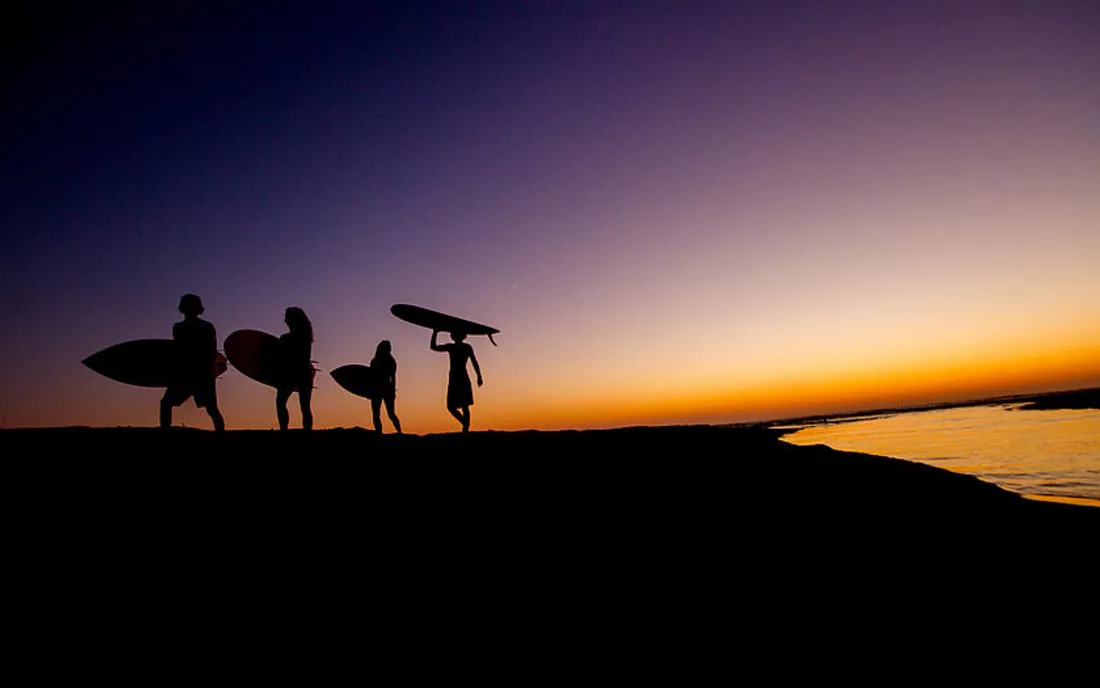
[178,293,204,316]
[375,340,392,358]
[285,307,314,343]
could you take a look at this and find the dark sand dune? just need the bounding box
[26,426,1097,685]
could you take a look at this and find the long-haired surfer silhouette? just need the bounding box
[369,340,402,434]
[161,294,225,431]
[277,306,315,430]
[430,329,482,432]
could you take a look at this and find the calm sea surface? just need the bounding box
[775,404,1100,507]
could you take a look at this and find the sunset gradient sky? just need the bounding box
[3,1,1099,431]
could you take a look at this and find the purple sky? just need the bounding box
[3,1,1099,430]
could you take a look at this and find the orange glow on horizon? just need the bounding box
[445,341,1100,432]
[11,340,1100,433]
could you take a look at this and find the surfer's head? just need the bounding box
[450,331,467,342]
[375,340,392,357]
[178,293,204,317]
[285,307,314,342]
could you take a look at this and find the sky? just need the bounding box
[2,1,1099,431]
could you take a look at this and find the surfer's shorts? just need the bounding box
[163,377,217,409]
[277,372,315,395]
[370,390,396,404]
[447,374,474,408]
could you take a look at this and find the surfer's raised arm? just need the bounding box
[430,329,445,352]
[470,347,483,387]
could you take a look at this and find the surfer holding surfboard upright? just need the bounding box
[430,329,482,433]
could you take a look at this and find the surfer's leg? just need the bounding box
[276,389,291,430]
[460,406,471,433]
[384,397,402,434]
[447,405,464,427]
[198,380,225,432]
[371,398,383,433]
[159,397,172,428]
[206,403,226,432]
[299,387,313,431]
[160,387,186,428]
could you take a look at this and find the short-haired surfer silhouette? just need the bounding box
[430,329,482,432]
[161,294,225,431]
[369,340,402,434]
[277,306,315,431]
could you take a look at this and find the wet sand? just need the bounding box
[25,426,1098,685]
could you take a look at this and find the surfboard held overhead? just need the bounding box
[390,304,500,345]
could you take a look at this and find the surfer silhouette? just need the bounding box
[161,294,225,431]
[430,329,482,432]
[369,340,402,434]
[276,307,315,431]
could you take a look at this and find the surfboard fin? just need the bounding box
[488,333,497,346]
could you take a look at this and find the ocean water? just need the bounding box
[775,404,1100,507]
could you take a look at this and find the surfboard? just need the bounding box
[82,339,228,388]
[224,329,317,389]
[224,329,285,388]
[390,304,499,345]
[330,364,378,399]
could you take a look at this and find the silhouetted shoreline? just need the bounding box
[26,425,1097,685]
[766,385,1100,430]
[1014,386,1100,411]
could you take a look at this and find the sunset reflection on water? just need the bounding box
[779,404,1100,506]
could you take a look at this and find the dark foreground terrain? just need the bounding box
[26,426,1097,685]
[1016,386,1100,411]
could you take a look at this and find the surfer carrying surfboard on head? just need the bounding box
[161,294,226,431]
[368,340,402,434]
[276,307,315,431]
[430,329,482,433]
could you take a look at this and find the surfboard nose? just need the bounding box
[81,353,102,372]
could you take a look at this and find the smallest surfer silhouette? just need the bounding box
[161,294,225,431]
[369,340,402,434]
[277,306,315,431]
[430,329,482,433]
